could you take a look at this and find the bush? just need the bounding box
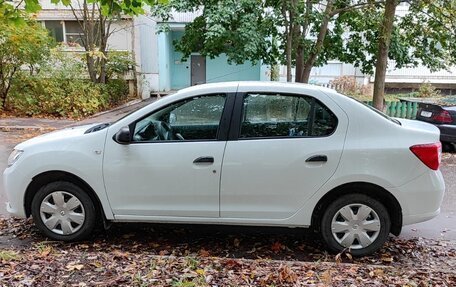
[8,74,105,118]
[6,49,131,119]
[0,20,53,110]
[417,82,441,98]
[329,76,372,98]
[101,79,129,106]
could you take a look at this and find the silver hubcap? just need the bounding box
[331,204,381,249]
[39,191,85,235]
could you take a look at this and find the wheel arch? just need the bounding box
[24,170,105,221]
[311,182,402,236]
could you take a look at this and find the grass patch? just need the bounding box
[0,250,19,261]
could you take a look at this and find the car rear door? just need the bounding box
[220,88,348,220]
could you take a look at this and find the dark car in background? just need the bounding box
[416,102,456,150]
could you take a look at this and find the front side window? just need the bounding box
[240,93,337,138]
[133,94,226,142]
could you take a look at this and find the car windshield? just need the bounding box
[347,97,401,126]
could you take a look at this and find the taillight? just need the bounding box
[410,142,442,170]
[432,110,452,123]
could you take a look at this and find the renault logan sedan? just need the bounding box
[4,82,445,256]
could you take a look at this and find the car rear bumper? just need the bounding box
[391,169,445,226]
[437,124,456,143]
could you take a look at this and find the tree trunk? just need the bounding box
[373,0,398,110]
[86,55,97,82]
[282,2,293,82]
[299,0,334,83]
[1,91,7,109]
[295,44,303,82]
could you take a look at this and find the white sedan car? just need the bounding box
[4,82,445,256]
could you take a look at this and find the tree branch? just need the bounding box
[329,0,386,16]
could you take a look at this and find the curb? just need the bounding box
[0,126,56,132]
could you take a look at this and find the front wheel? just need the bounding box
[320,194,391,256]
[31,181,97,241]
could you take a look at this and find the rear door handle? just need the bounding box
[193,156,214,164]
[306,155,327,162]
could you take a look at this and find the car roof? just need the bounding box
[177,81,340,97]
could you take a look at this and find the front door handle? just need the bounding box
[193,156,214,164]
[306,155,328,162]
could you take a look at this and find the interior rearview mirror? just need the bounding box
[114,126,131,144]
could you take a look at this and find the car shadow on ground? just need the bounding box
[2,217,454,267]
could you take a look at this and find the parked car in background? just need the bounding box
[416,102,456,151]
[4,82,445,256]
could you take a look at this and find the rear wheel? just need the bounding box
[31,181,96,241]
[320,194,390,256]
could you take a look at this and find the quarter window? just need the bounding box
[240,93,337,138]
[133,94,226,142]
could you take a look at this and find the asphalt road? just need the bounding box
[1,128,455,240]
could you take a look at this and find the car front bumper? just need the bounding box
[3,166,28,218]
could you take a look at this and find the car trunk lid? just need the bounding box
[416,103,454,124]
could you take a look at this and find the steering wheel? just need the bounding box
[153,121,170,140]
[153,121,185,141]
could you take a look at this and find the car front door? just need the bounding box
[103,93,232,218]
[221,91,347,219]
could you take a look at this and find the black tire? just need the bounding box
[31,181,97,241]
[320,193,391,256]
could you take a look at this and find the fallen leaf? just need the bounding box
[66,263,84,271]
[271,241,283,253]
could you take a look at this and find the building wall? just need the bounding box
[158,32,172,91]
[161,30,261,91]
[206,55,261,84]
[279,62,367,85]
[170,31,190,89]
[135,15,160,98]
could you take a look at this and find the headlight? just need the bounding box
[7,149,23,167]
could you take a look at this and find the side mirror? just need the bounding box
[114,126,131,144]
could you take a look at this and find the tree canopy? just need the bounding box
[153,0,456,85]
[0,0,167,23]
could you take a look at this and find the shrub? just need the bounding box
[0,20,53,110]
[417,82,441,98]
[106,51,136,80]
[8,74,108,118]
[329,76,372,98]
[6,49,131,119]
[101,79,129,106]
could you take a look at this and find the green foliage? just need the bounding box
[1,0,167,23]
[155,0,278,65]
[0,250,19,261]
[106,51,136,80]
[8,74,107,118]
[101,79,130,105]
[0,20,53,109]
[417,82,442,98]
[6,49,129,118]
[401,0,456,71]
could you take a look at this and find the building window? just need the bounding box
[64,21,84,46]
[44,20,64,42]
[43,21,84,46]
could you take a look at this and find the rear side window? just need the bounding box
[240,93,337,138]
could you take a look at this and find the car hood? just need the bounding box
[15,124,101,150]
